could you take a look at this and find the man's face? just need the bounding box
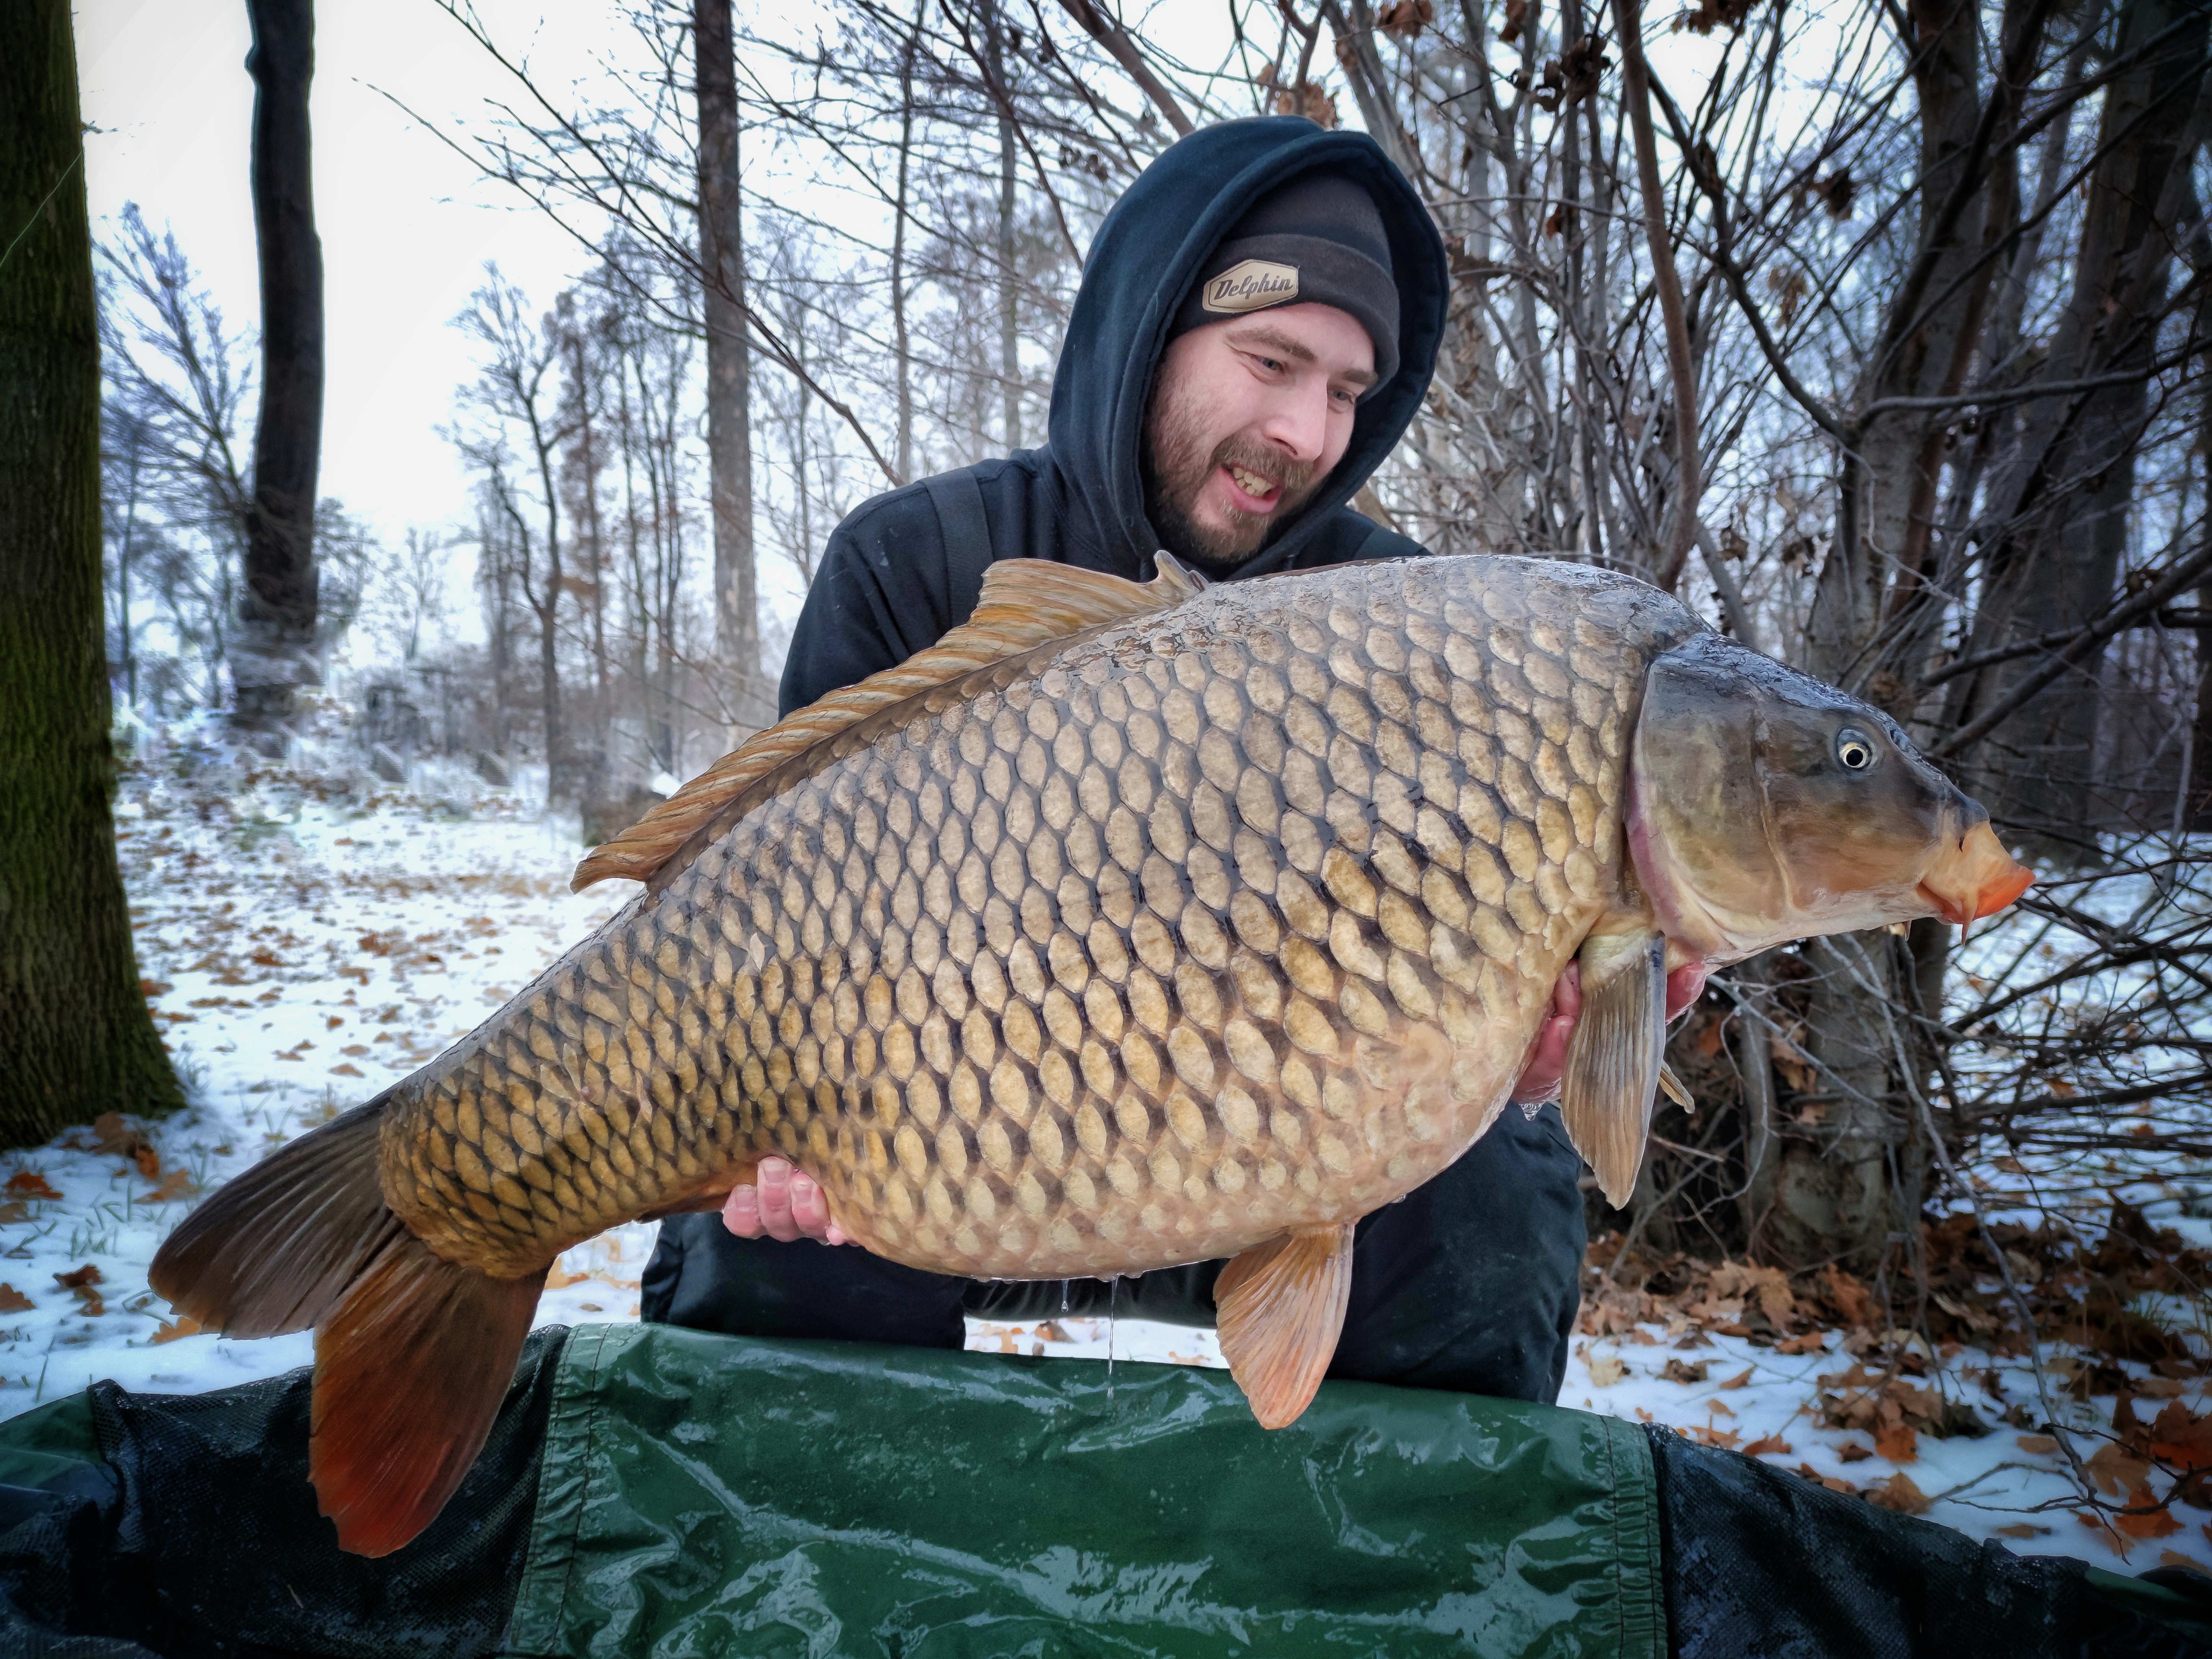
[1143,302,1377,567]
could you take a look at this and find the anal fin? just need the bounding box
[310,1230,545,1557]
[1214,1224,1354,1430]
[1561,932,1667,1209]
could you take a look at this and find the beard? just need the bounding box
[1141,379,1324,569]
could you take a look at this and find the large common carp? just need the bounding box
[151,554,2029,1555]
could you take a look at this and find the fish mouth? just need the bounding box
[1917,819,2033,925]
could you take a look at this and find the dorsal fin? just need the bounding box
[571,557,1204,891]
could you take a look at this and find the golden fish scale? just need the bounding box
[379,560,1693,1280]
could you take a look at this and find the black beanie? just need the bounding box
[1169,169,1400,386]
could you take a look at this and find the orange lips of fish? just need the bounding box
[1917,820,2034,925]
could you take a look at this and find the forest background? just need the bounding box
[41,0,2212,1538]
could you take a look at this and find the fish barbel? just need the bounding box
[151,553,2030,1555]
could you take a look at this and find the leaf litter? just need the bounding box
[1570,1202,2212,1568]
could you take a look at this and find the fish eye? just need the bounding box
[1836,728,1877,772]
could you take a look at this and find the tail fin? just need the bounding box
[309,1228,544,1556]
[149,1099,402,1336]
[148,1092,546,1558]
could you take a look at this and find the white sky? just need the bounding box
[76,0,617,549]
[72,1,1732,570]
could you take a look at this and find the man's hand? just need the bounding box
[722,1157,851,1246]
[1510,959,1709,1105]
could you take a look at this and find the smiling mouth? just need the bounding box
[1224,463,1281,505]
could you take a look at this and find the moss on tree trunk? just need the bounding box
[0,0,184,1143]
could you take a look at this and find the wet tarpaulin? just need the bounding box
[0,1322,2204,1657]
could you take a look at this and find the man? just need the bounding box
[642,117,1700,1403]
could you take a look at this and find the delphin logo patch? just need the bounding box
[1200,259,1300,315]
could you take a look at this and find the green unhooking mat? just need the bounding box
[510,1324,1659,1657]
[0,1322,2204,1657]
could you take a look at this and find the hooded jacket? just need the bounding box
[775,117,1450,718]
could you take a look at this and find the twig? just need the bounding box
[1055,0,1195,135]
[1933,536,2212,756]
[1609,0,1700,591]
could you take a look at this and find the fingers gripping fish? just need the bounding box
[149,555,2031,1556]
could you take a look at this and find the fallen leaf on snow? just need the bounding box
[1662,1358,1709,1384]
[4,1172,60,1202]
[1875,1422,1919,1464]
[0,1286,33,1313]
[92,1114,150,1161]
[2017,1434,2060,1454]
[2145,1402,2212,1471]
[2117,1484,2184,1541]
[1588,1354,1627,1387]
[151,1316,202,1345]
[1718,1367,1754,1390]
[1867,1473,1930,1515]
[1743,1436,1792,1456]
[2084,1441,2153,1499]
[142,1169,198,1202]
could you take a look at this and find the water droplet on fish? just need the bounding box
[1106,1276,1118,1408]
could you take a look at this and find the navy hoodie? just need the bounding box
[776,117,1450,718]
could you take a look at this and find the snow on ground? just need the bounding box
[1558,1304,2206,1570]
[4,725,2203,1576]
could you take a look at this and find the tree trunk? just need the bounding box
[984,0,1021,451]
[892,0,922,484]
[694,0,760,728]
[0,0,184,1142]
[234,0,323,734]
[1959,0,2212,849]
[1822,0,2025,691]
[1774,0,2034,1270]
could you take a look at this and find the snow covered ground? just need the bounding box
[7,725,2203,1576]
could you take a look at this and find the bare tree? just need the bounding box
[694,0,763,726]
[234,0,325,733]
[453,270,580,805]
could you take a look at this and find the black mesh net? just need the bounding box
[1649,1423,2212,1657]
[0,1329,565,1659]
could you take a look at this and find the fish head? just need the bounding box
[1629,635,2032,961]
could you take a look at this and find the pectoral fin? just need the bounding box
[1561,932,1667,1208]
[1214,1224,1355,1430]
[1658,1062,1692,1110]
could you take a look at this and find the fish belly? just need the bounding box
[380,559,1676,1282]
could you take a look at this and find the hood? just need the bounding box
[1043,118,1448,578]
